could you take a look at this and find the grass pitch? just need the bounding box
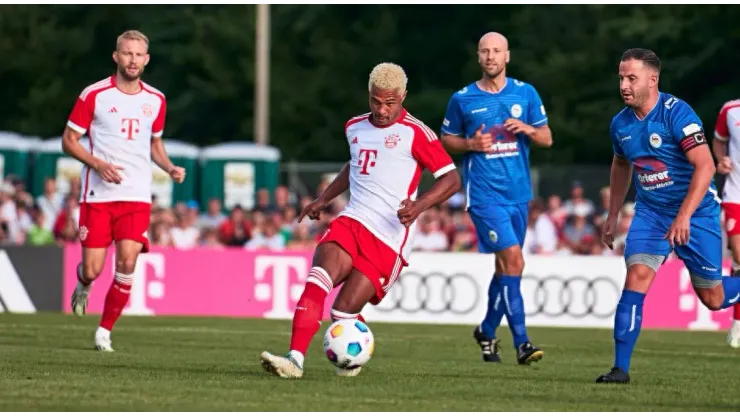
[1,313,738,411]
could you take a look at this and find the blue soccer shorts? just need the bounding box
[468,202,528,254]
[624,207,722,280]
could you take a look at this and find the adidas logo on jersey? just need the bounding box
[109,107,118,113]
[351,137,358,144]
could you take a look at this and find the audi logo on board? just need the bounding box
[375,272,479,314]
[375,272,621,318]
[521,275,621,318]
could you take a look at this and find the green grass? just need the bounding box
[0,313,739,411]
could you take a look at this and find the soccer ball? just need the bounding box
[323,319,374,369]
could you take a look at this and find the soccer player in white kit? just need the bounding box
[712,99,740,347]
[62,30,186,351]
[260,62,461,378]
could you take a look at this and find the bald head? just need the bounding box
[477,32,509,79]
[479,32,508,51]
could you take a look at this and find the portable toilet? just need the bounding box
[199,142,281,211]
[151,139,200,208]
[32,137,89,200]
[33,137,201,207]
[0,131,38,185]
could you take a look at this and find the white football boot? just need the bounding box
[95,327,115,352]
[71,266,92,317]
[727,320,740,349]
[260,351,304,379]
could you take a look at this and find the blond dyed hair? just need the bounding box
[368,62,407,93]
[116,30,149,51]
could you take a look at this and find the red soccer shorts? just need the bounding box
[319,215,405,305]
[723,202,740,237]
[79,202,152,253]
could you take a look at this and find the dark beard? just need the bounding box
[118,66,143,82]
[483,66,504,79]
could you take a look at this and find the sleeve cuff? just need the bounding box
[532,118,548,126]
[67,120,87,134]
[714,131,728,142]
[432,163,456,179]
[152,130,164,138]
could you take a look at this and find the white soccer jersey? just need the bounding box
[715,100,740,203]
[340,109,456,262]
[67,76,166,203]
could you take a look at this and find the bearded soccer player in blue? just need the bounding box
[597,48,740,384]
[440,32,553,365]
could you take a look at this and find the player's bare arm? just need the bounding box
[441,124,492,153]
[397,169,461,227]
[712,135,732,175]
[61,126,123,184]
[664,143,716,247]
[603,154,632,250]
[150,137,186,184]
[298,162,350,222]
[504,118,553,147]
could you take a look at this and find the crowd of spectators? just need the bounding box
[2,174,695,257]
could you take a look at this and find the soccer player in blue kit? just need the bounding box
[440,32,553,365]
[597,48,740,383]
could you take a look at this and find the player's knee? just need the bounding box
[624,265,655,292]
[115,257,137,275]
[695,287,724,311]
[81,263,102,281]
[496,250,524,275]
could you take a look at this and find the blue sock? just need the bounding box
[481,276,505,339]
[721,276,740,308]
[499,276,529,348]
[613,289,645,373]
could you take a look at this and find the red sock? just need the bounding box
[99,272,133,331]
[734,303,740,321]
[290,267,333,355]
[330,309,365,323]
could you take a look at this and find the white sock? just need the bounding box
[289,350,305,368]
[96,327,111,337]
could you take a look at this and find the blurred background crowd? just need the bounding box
[0,173,664,257]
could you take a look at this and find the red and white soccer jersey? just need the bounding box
[67,76,166,252]
[320,109,455,303]
[67,75,166,204]
[716,100,740,235]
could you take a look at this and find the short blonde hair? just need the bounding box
[368,62,407,93]
[116,30,149,51]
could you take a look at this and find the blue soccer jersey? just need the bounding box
[441,78,548,208]
[612,92,722,279]
[610,92,720,218]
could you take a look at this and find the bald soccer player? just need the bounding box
[441,32,553,365]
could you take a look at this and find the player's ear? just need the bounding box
[112,51,119,65]
[505,50,510,64]
[144,54,150,67]
[649,73,658,88]
[401,90,408,103]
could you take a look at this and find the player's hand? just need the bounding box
[397,198,422,228]
[95,160,124,184]
[664,214,691,247]
[169,166,186,184]
[602,214,618,250]
[717,156,733,175]
[468,124,493,152]
[504,118,535,137]
[298,198,328,222]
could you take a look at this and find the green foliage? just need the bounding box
[0,5,738,164]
